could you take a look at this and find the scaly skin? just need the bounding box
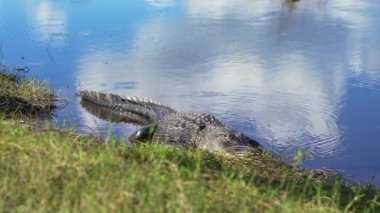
[79,90,260,154]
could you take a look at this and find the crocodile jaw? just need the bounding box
[201,126,260,154]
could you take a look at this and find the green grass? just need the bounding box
[0,67,56,115]
[0,117,379,212]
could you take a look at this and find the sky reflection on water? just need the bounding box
[0,0,380,185]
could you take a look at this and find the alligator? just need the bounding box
[78,90,261,154]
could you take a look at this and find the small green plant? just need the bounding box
[293,149,312,166]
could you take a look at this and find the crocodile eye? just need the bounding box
[199,124,206,131]
[218,133,229,138]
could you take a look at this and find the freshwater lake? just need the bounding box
[1,0,379,186]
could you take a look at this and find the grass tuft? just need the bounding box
[0,66,56,115]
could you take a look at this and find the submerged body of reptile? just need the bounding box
[79,91,260,154]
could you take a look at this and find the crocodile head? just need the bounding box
[200,126,260,155]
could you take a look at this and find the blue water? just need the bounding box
[1,0,380,186]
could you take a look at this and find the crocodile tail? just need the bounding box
[78,90,176,123]
[80,98,152,125]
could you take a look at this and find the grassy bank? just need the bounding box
[0,117,379,212]
[0,70,379,212]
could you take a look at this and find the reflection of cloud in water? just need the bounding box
[77,51,158,96]
[186,0,275,20]
[146,0,175,8]
[293,0,380,81]
[32,1,67,46]
[331,0,380,84]
[330,0,370,27]
[76,0,380,156]
[77,35,344,157]
[201,53,344,156]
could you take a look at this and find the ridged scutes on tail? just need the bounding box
[78,90,176,122]
[80,98,153,125]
